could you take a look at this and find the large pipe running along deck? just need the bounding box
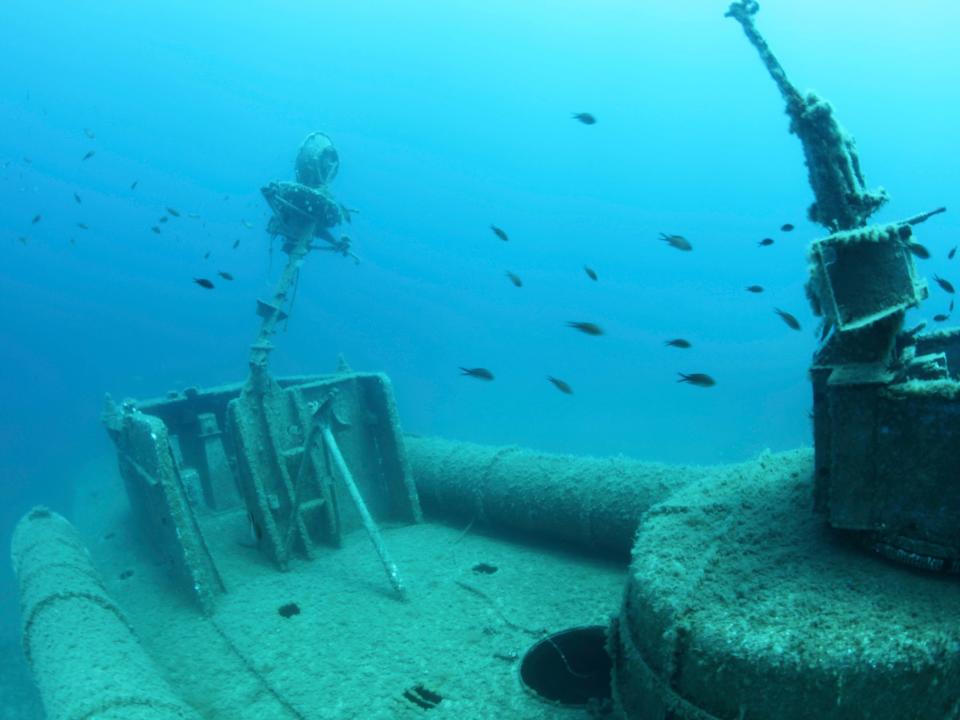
[405,434,732,558]
[11,508,202,720]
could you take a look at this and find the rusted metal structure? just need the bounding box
[102,133,421,613]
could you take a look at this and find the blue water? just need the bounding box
[0,1,958,713]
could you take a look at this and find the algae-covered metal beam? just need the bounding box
[726,0,887,231]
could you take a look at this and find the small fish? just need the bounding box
[567,321,604,336]
[781,223,795,232]
[151,226,161,234]
[572,112,596,125]
[758,238,774,247]
[934,275,956,294]
[340,205,359,223]
[775,307,802,330]
[232,238,240,249]
[158,216,169,223]
[584,266,598,281]
[665,338,692,349]
[31,214,41,224]
[746,285,764,293]
[934,313,950,322]
[83,128,96,139]
[241,220,253,229]
[166,207,181,217]
[460,367,494,381]
[76,223,89,230]
[194,278,215,289]
[18,236,28,245]
[130,180,139,190]
[23,156,32,164]
[203,251,210,260]
[950,246,957,260]
[951,299,955,313]
[678,373,716,387]
[505,271,522,287]
[187,212,201,219]
[659,233,692,251]
[907,242,930,259]
[491,224,509,242]
[73,192,82,204]
[81,150,95,161]
[217,271,234,281]
[547,376,573,394]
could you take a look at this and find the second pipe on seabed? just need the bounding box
[404,434,725,558]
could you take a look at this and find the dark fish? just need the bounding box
[746,285,764,293]
[130,180,139,190]
[31,214,41,224]
[781,223,795,232]
[934,313,950,322]
[934,275,956,294]
[505,271,522,287]
[678,373,715,387]
[547,376,573,394]
[758,238,774,247]
[76,223,88,230]
[665,338,692,348]
[566,321,604,336]
[151,226,161,234]
[907,242,930,259]
[951,299,955,313]
[217,271,234,281]
[572,112,596,125]
[73,192,82,204]
[659,233,692,251]
[232,238,240,249]
[203,251,210,260]
[491,224,509,242]
[584,266,598,281]
[950,246,957,260]
[18,236,28,245]
[159,216,169,223]
[775,308,802,330]
[194,278,215,289]
[460,367,494,381]
[82,150,95,161]
[166,207,180,217]
[83,128,96,139]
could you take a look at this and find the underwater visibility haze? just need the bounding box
[1,1,959,718]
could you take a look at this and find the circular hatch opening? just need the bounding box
[520,625,612,707]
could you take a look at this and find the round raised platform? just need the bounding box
[611,449,960,720]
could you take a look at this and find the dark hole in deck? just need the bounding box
[520,625,611,707]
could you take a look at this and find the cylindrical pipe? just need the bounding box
[405,435,717,558]
[10,507,202,720]
[322,423,406,598]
